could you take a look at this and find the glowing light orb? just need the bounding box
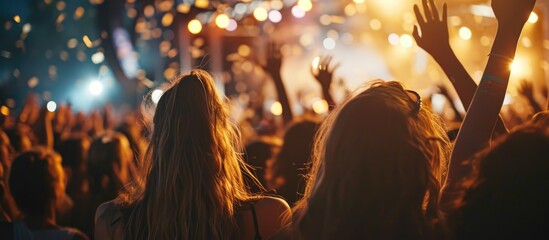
[89,80,103,96]
[47,101,57,112]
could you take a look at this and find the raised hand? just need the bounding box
[518,79,542,113]
[311,55,339,92]
[259,41,293,124]
[413,0,449,57]
[518,80,534,100]
[492,0,536,33]
[261,42,283,79]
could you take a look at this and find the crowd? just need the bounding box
[1,0,548,239]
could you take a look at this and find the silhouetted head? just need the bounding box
[244,139,277,192]
[271,118,320,205]
[452,125,549,239]
[294,80,450,239]
[4,127,31,153]
[57,133,91,173]
[9,148,65,218]
[122,70,258,239]
[88,131,132,199]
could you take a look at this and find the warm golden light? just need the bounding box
[388,33,399,46]
[291,5,306,18]
[215,14,230,28]
[83,35,93,48]
[238,44,251,57]
[297,0,313,12]
[254,7,268,21]
[188,19,202,34]
[0,106,9,116]
[400,34,413,48]
[459,27,472,40]
[528,12,538,23]
[161,13,174,27]
[312,56,320,69]
[13,15,21,23]
[312,99,329,114]
[270,101,283,116]
[369,19,382,30]
[195,0,209,9]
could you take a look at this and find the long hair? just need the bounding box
[119,70,257,239]
[293,80,450,239]
[450,125,549,239]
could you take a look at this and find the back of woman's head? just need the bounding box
[123,70,255,239]
[295,80,449,239]
[88,131,132,199]
[452,125,549,239]
[57,134,91,172]
[9,147,64,218]
[271,118,320,205]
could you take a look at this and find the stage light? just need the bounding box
[297,0,313,12]
[459,27,472,40]
[323,38,336,50]
[89,80,103,96]
[226,19,237,31]
[400,34,413,48]
[528,12,538,23]
[254,7,268,22]
[215,14,230,28]
[270,101,283,116]
[503,93,513,106]
[91,52,105,64]
[47,101,57,112]
[151,89,164,104]
[291,6,306,18]
[188,19,202,34]
[312,99,329,114]
[430,94,446,114]
[312,56,320,69]
[369,19,381,30]
[269,10,282,23]
[388,33,399,46]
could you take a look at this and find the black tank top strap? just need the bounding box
[250,203,262,240]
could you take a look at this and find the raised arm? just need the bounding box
[444,0,536,197]
[413,0,508,136]
[261,42,293,125]
[311,55,339,111]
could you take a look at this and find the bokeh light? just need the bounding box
[188,19,202,34]
[89,80,103,96]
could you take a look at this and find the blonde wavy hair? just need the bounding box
[119,69,259,239]
[293,80,450,239]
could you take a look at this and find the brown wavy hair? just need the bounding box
[119,70,259,239]
[292,80,450,239]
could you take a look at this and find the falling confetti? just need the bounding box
[13,15,21,23]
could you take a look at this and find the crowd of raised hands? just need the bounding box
[1,0,548,239]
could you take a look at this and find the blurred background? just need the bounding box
[1,0,548,121]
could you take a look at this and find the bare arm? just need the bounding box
[261,42,293,125]
[413,0,508,136]
[443,0,536,199]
